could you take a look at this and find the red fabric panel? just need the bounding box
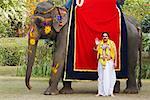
[74,0,121,71]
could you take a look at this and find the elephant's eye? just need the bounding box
[42,22,47,26]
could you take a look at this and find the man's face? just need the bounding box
[102,33,109,42]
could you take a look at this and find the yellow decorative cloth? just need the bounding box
[97,39,116,69]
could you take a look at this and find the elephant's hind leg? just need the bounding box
[124,80,138,94]
[59,81,73,94]
[123,18,139,94]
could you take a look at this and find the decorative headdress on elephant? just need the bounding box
[30,0,68,37]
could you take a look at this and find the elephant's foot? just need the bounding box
[44,87,59,95]
[59,87,73,94]
[123,88,138,94]
[114,80,120,93]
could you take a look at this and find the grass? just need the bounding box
[0,65,150,100]
[0,37,47,47]
[142,57,150,65]
[0,76,150,100]
[0,37,28,47]
[0,66,17,76]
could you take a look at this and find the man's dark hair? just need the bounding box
[101,32,110,37]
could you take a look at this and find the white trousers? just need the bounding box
[97,60,116,96]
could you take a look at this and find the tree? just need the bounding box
[122,0,149,22]
[0,0,28,37]
[141,15,150,33]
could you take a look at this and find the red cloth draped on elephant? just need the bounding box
[74,0,121,71]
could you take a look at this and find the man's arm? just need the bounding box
[113,41,117,68]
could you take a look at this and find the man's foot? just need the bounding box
[110,94,115,97]
[96,94,103,96]
[96,94,100,96]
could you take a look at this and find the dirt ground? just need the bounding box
[0,76,150,100]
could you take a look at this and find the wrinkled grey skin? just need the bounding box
[123,15,141,94]
[25,1,141,95]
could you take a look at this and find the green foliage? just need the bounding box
[0,0,28,37]
[52,0,65,6]
[0,38,27,66]
[141,64,150,79]
[0,38,52,77]
[17,43,52,77]
[16,44,52,77]
[142,33,150,53]
[0,47,22,66]
[0,66,17,76]
[122,0,149,22]
[136,57,150,79]
[141,15,150,33]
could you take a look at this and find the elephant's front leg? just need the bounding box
[44,25,69,95]
[44,52,65,95]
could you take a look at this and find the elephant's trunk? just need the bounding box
[25,65,32,90]
[25,40,38,90]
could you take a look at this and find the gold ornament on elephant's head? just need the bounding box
[30,39,36,45]
[44,26,51,34]
[30,31,35,37]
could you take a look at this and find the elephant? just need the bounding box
[25,0,142,95]
[25,0,69,92]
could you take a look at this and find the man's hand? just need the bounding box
[114,62,117,68]
[93,47,97,51]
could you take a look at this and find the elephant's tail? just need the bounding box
[137,26,142,89]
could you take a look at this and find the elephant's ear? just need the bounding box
[52,7,68,32]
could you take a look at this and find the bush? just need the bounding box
[141,15,150,33]
[141,64,150,79]
[142,33,150,55]
[0,38,52,77]
[122,0,149,22]
[0,0,28,37]
[16,44,52,77]
[137,56,150,79]
[0,0,68,38]
[0,47,23,66]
